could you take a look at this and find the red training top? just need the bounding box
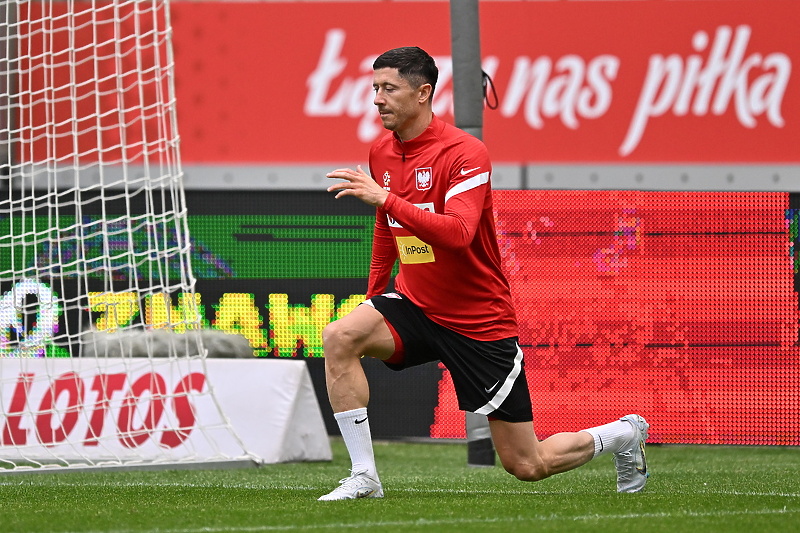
[366,114,518,341]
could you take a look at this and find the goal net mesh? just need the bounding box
[0,0,255,471]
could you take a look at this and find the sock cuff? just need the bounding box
[583,419,636,458]
[582,428,604,458]
[334,407,368,422]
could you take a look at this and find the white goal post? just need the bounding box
[0,0,330,472]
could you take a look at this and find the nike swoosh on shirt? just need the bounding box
[460,166,481,176]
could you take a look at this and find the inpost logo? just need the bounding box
[396,236,435,264]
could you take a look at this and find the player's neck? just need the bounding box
[396,110,433,142]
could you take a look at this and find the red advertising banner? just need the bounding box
[18,1,799,164]
[163,0,800,163]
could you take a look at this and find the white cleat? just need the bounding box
[318,470,384,501]
[614,414,650,493]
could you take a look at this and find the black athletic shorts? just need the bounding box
[366,293,533,424]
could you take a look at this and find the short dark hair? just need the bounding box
[373,47,438,96]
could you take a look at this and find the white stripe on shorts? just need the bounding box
[474,342,524,416]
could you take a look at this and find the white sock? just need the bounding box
[334,407,379,480]
[582,419,636,458]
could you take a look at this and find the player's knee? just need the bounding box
[321,320,362,358]
[321,320,345,354]
[501,457,551,482]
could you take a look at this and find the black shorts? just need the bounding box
[366,293,533,423]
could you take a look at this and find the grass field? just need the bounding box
[0,439,798,533]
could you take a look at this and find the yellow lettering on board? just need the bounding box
[269,294,367,357]
[89,291,369,358]
[145,293,203,332]
[213,293,267,349]
[89,292,139,332]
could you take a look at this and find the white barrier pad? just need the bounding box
[0,358,331,466]
[207,358,332,463]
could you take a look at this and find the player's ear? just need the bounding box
[418,83,432,104]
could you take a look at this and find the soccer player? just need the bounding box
[318,46,648,501]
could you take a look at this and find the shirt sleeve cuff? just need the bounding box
[382,192,396,211]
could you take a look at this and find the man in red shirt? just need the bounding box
[318,46,649,501]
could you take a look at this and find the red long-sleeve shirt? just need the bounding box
[366,115,518,341]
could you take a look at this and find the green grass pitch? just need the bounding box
[0,439,798,532]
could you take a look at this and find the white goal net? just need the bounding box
[0,0,259,471]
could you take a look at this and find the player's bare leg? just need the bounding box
[318,303,394,501]
[489,415,650,492]
[489,419,595,481]
[321,303,394,413]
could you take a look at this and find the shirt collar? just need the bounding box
[391,114,444,156]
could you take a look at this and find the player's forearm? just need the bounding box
[366,218,397,297]
[382,193,479,251]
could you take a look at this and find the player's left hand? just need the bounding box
[327,165,389,207]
